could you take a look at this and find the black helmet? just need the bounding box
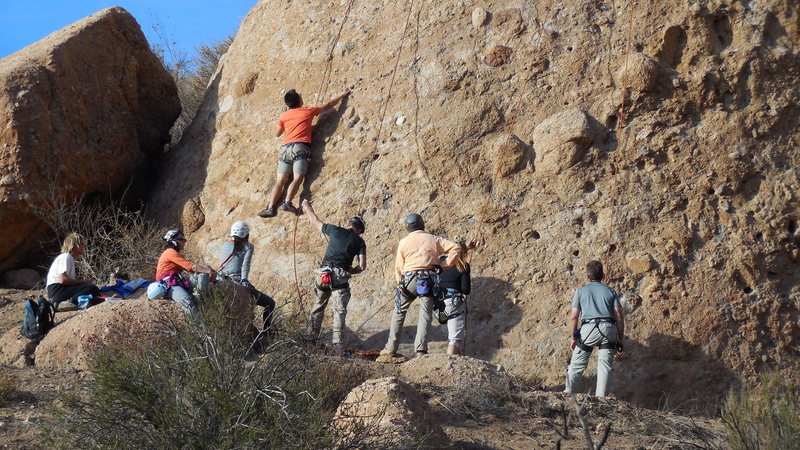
[348,215,366,233]
[405,213,424,232]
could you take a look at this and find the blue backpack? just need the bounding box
[21,296,55,342]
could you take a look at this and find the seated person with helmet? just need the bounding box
[218,220,277,333]
[301,199,367,356]
[152,229,216,313]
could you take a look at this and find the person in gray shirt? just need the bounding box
[564,260,625,397]
[219,221,276,332]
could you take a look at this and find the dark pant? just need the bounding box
[47,283,101,306]
[252,289,276,330]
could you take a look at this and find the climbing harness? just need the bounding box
[574,317,620,353]
[315,265,351,291]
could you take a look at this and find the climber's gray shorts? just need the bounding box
[277,142,311,174]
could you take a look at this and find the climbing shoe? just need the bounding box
[280,202,298,214]
[258,207,276,218]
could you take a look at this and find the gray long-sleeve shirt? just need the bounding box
[219,240,254,281]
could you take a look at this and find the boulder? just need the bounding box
[332,377,448,448]
[533,109,606,174]
[35,299,184,371]
[0,328,29,368]
[0,7,180,271]
[626,252,655,274]
[400,354,515,389]
[615,53,659,92]
[1,269,41,289]
[491,133,527,178]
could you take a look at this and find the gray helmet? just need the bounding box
[348,215,366,233]
[405,213,424,232]
[163,229,186,247]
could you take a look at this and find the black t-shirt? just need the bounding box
[321,224,366,269]
[439,263,471,294]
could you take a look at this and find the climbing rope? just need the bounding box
[315,0,356,102]
[357,0,416,214]
[290,0,357,313]
[603,1,638,277]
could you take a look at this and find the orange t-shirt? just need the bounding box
[278,106,322,145]
[156,248,195,280]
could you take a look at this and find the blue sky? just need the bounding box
[0,1,257,62]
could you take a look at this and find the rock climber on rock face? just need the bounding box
[379,213,461,362]
[301,199,367,356]
[564,260,625,397]
[258,88,351,218]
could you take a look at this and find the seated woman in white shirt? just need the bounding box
[45,232,102,309]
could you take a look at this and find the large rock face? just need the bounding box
[149,0,799,409]
[0,7,179,270]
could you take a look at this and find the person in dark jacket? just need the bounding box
[438,237,476,355]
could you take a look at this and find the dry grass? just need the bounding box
[0,368,18,407]
[723,373,800,450]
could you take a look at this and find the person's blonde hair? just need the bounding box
[453,235,470,272]
[61,232,85,254]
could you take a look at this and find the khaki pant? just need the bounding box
[308,286,351,345]
[385,276,433,354]
[565,321,618,397]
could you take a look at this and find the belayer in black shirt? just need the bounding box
[301,199,367,355]
[438,236,477,355]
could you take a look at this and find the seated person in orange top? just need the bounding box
[258,88,351,218]
[155,229,216,313]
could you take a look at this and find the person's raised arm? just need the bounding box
[300,200,324,231]
[319,89,351,113]
[439,237,462,269]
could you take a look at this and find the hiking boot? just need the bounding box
[379,349,395,357]
[258,207,277,218]
[280,201,298,214]
[416,350,428,357]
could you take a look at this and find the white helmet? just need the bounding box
[147,282,167,299]
[230,221,249,239]
[163,229,186,247]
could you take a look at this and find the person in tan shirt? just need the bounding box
[380,213,461,360]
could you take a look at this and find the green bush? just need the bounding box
[723,372,800,450]
[49,286,371,448]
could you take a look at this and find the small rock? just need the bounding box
[483,45,513,67]
[626,252,655,274]
[395,115,406,126]
[471,7,488,28]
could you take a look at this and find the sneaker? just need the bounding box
[280,202,298,214]
[258,207,276,218]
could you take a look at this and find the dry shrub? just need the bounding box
[0,367,18,407]
[723,373,800,450]
[48,286,372,448]
[438,372,518,419]
[32,187,164,284]
[150,22,233,146]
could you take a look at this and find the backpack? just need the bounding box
[21,296,55,342]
